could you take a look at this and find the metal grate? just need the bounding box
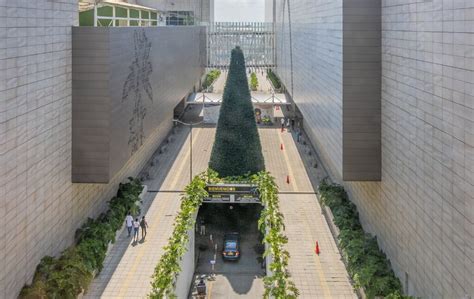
[207,22,275,68]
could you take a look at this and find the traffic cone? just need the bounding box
[280,143,284,150]
[315,241,320,255]
[286,175,290,184]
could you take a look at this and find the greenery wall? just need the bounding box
[19,179,143,298]
[209,47,265,177]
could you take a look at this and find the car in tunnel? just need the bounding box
[222,232,241,261]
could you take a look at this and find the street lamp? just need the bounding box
[173,119,203,183]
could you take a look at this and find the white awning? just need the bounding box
[188,92,290,105]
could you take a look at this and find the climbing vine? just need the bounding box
[149,170,218,298]
[253,172,299,299]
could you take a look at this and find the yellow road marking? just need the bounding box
[117,129,203,297]
[302,202,333,298]
[116,193,172,297]
[277,129,299,191]
[169,128,203,189]
[207,279,213,299]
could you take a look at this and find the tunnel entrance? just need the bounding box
[189,203,265,298]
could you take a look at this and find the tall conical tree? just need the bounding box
[209,47,265,177]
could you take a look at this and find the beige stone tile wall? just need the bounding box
[275,0,474,297]
[0,1,198,298]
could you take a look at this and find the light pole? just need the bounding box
[173,119,203,183]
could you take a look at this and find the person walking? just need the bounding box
[199,219,206,236]
[133,218,140,242]
[140,216,149,239]
[280,117,285,131]
[125,212,133,237]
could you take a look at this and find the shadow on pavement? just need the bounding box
[190,203,265,298]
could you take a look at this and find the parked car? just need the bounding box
[222,232,241,261]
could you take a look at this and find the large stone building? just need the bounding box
[0,0,205,298]
[274,0,473,297]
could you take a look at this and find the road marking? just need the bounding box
[302,198,332,298]
[207,279,213,299]
[117,128,203,297]
[168,128,203,189]
[277,129,299,193]
[116,195,177,297]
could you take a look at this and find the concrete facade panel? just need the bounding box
[276,0,474,297]
[72,26,205,183]
[0,2,204,298]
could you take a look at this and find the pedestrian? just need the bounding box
[140,216,149,239]
[125,211,133,237]
[280,117,285,130]
[200,219,206,236]
[291,118,295,129]
[297,130,302,143]
[133,218,140,242]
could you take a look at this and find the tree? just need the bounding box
[209,47,265,177]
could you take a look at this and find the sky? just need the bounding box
[214,0,265,22]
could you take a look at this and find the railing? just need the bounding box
[207,22,275,68]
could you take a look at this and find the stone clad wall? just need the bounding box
[275,0,344,178]
[275,0,474,297]
[0,2,204,298]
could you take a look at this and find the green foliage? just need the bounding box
[209,47,265,177]
[149,171,217,298]
[318,179,411,299]
[202,69,221,90]
[20,178,143,299]
[266,69,282,90]
[253,172,299,299]
[250,72,259,91]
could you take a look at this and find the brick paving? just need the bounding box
[85,108,354,298]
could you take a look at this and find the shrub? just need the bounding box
[250,72,259,91]
[202,69,221,90]
[149,171,216,298]
[318,179,414,299]
[20,178,143,298]
[253,172,299,299]
[209,47,265,177]
[266,69,282,90]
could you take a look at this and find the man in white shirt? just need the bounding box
[125,212,133,237]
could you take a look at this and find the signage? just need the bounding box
[204,184,260,203]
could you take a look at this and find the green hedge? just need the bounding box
[266,69,282,90]
[20,178,143,299]
[254,172,299,299]
[202,69,221,90]
[250,72,259,91]
[318,180,413,299]
[209,47,265,177]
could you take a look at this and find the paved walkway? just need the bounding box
[85,108,355,298]
[84,122,216,299]
[260,128,356,298]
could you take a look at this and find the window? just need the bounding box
[166,11,195,26]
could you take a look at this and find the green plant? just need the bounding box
[266,69,282,90]
[253,172,299,299]
[202,69,221,90]
[209,47,265,177]
[250,72,259,91]
[20,178,143,298]
[149,171,217,298]
[318,179,412,299]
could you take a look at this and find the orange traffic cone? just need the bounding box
[315,241,320,255]
[280,143,284,150]
[286,175,290,184]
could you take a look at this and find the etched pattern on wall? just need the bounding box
[122,29,154,155]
